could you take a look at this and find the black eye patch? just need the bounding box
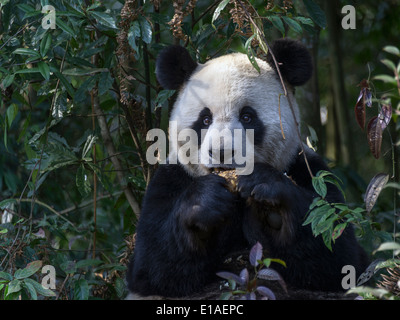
[190,107,212,145]
[239,106,265,146]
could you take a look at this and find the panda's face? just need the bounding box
[169,53,301,176]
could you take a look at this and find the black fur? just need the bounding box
[126,148,368,296]
[155,45,198,90]
[127,164,244,297]
[267,39,313,86]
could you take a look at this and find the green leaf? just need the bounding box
[140,18,152,44]
[62,68,108,76]
[6,279,21,296]
[381,59,396,71]
[212,0,230,28]
[295,16,314,26]
[14,260,43,279]
[373,74,397,84]
[17,3,35,13]
[303,0,327,28]
[52,70,75,97]
[60,260,77,274]
[268,15,285,36]
[40,32,52,57]
[56,17,75,37]
[115,277,126,298]
[24,278,56,297]
[374,241,400,255]
[312,176,327,198]
[6,104,19,129]
[22,280,37,300]
[0,271,13,281]
[76,259,103,269]
[38,62,50,81]
[154,90,176,109]
[245,34,260,73]
[332,222,347,240]
[90,11,117,29]
[82,134,97,159]
[2,74,15,88]
[74,279,89,300]
[282,16,302,34]
[76,164,91,198]
[15,67,40,74]
[13,48,41,59]
[98,72,113,96]
[383,45,400,57]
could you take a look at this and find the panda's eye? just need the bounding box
[203,116,211,126]
[240,113,252,124]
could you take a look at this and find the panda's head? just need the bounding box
[156,39,312,177]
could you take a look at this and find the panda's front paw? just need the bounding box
[238,163,290,205]
[179,174,237,238]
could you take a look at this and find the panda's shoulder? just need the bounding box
[287,147,329,185]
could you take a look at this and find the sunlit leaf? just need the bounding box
[364,173,389,213]
[245,34,260,73]
[383,45,400,57]
[212,0,230,28]
[367,116,383,159]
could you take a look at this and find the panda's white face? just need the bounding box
[169,52,301,177]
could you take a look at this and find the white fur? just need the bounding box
[169,53,301,176]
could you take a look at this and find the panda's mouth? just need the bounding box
[208,165,237,172]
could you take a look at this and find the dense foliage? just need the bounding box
[0,0,399,300]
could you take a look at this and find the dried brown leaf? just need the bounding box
[364,173,389,213]
[367,116,383,159]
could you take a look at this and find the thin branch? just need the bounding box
[92,93,141,217]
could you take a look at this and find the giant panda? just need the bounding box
[126,39,368,298]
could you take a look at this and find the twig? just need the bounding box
[92,93,141,217]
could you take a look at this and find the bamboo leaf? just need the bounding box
[212,0,230,28]
[76,164,91,198]
[40,32,52,57]
[38,61,50,81]
[245,34,260,73]
[13,48,41,59]
[90,11,117,29]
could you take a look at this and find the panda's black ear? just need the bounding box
[155,45,198,90]
[267,39,313,86]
